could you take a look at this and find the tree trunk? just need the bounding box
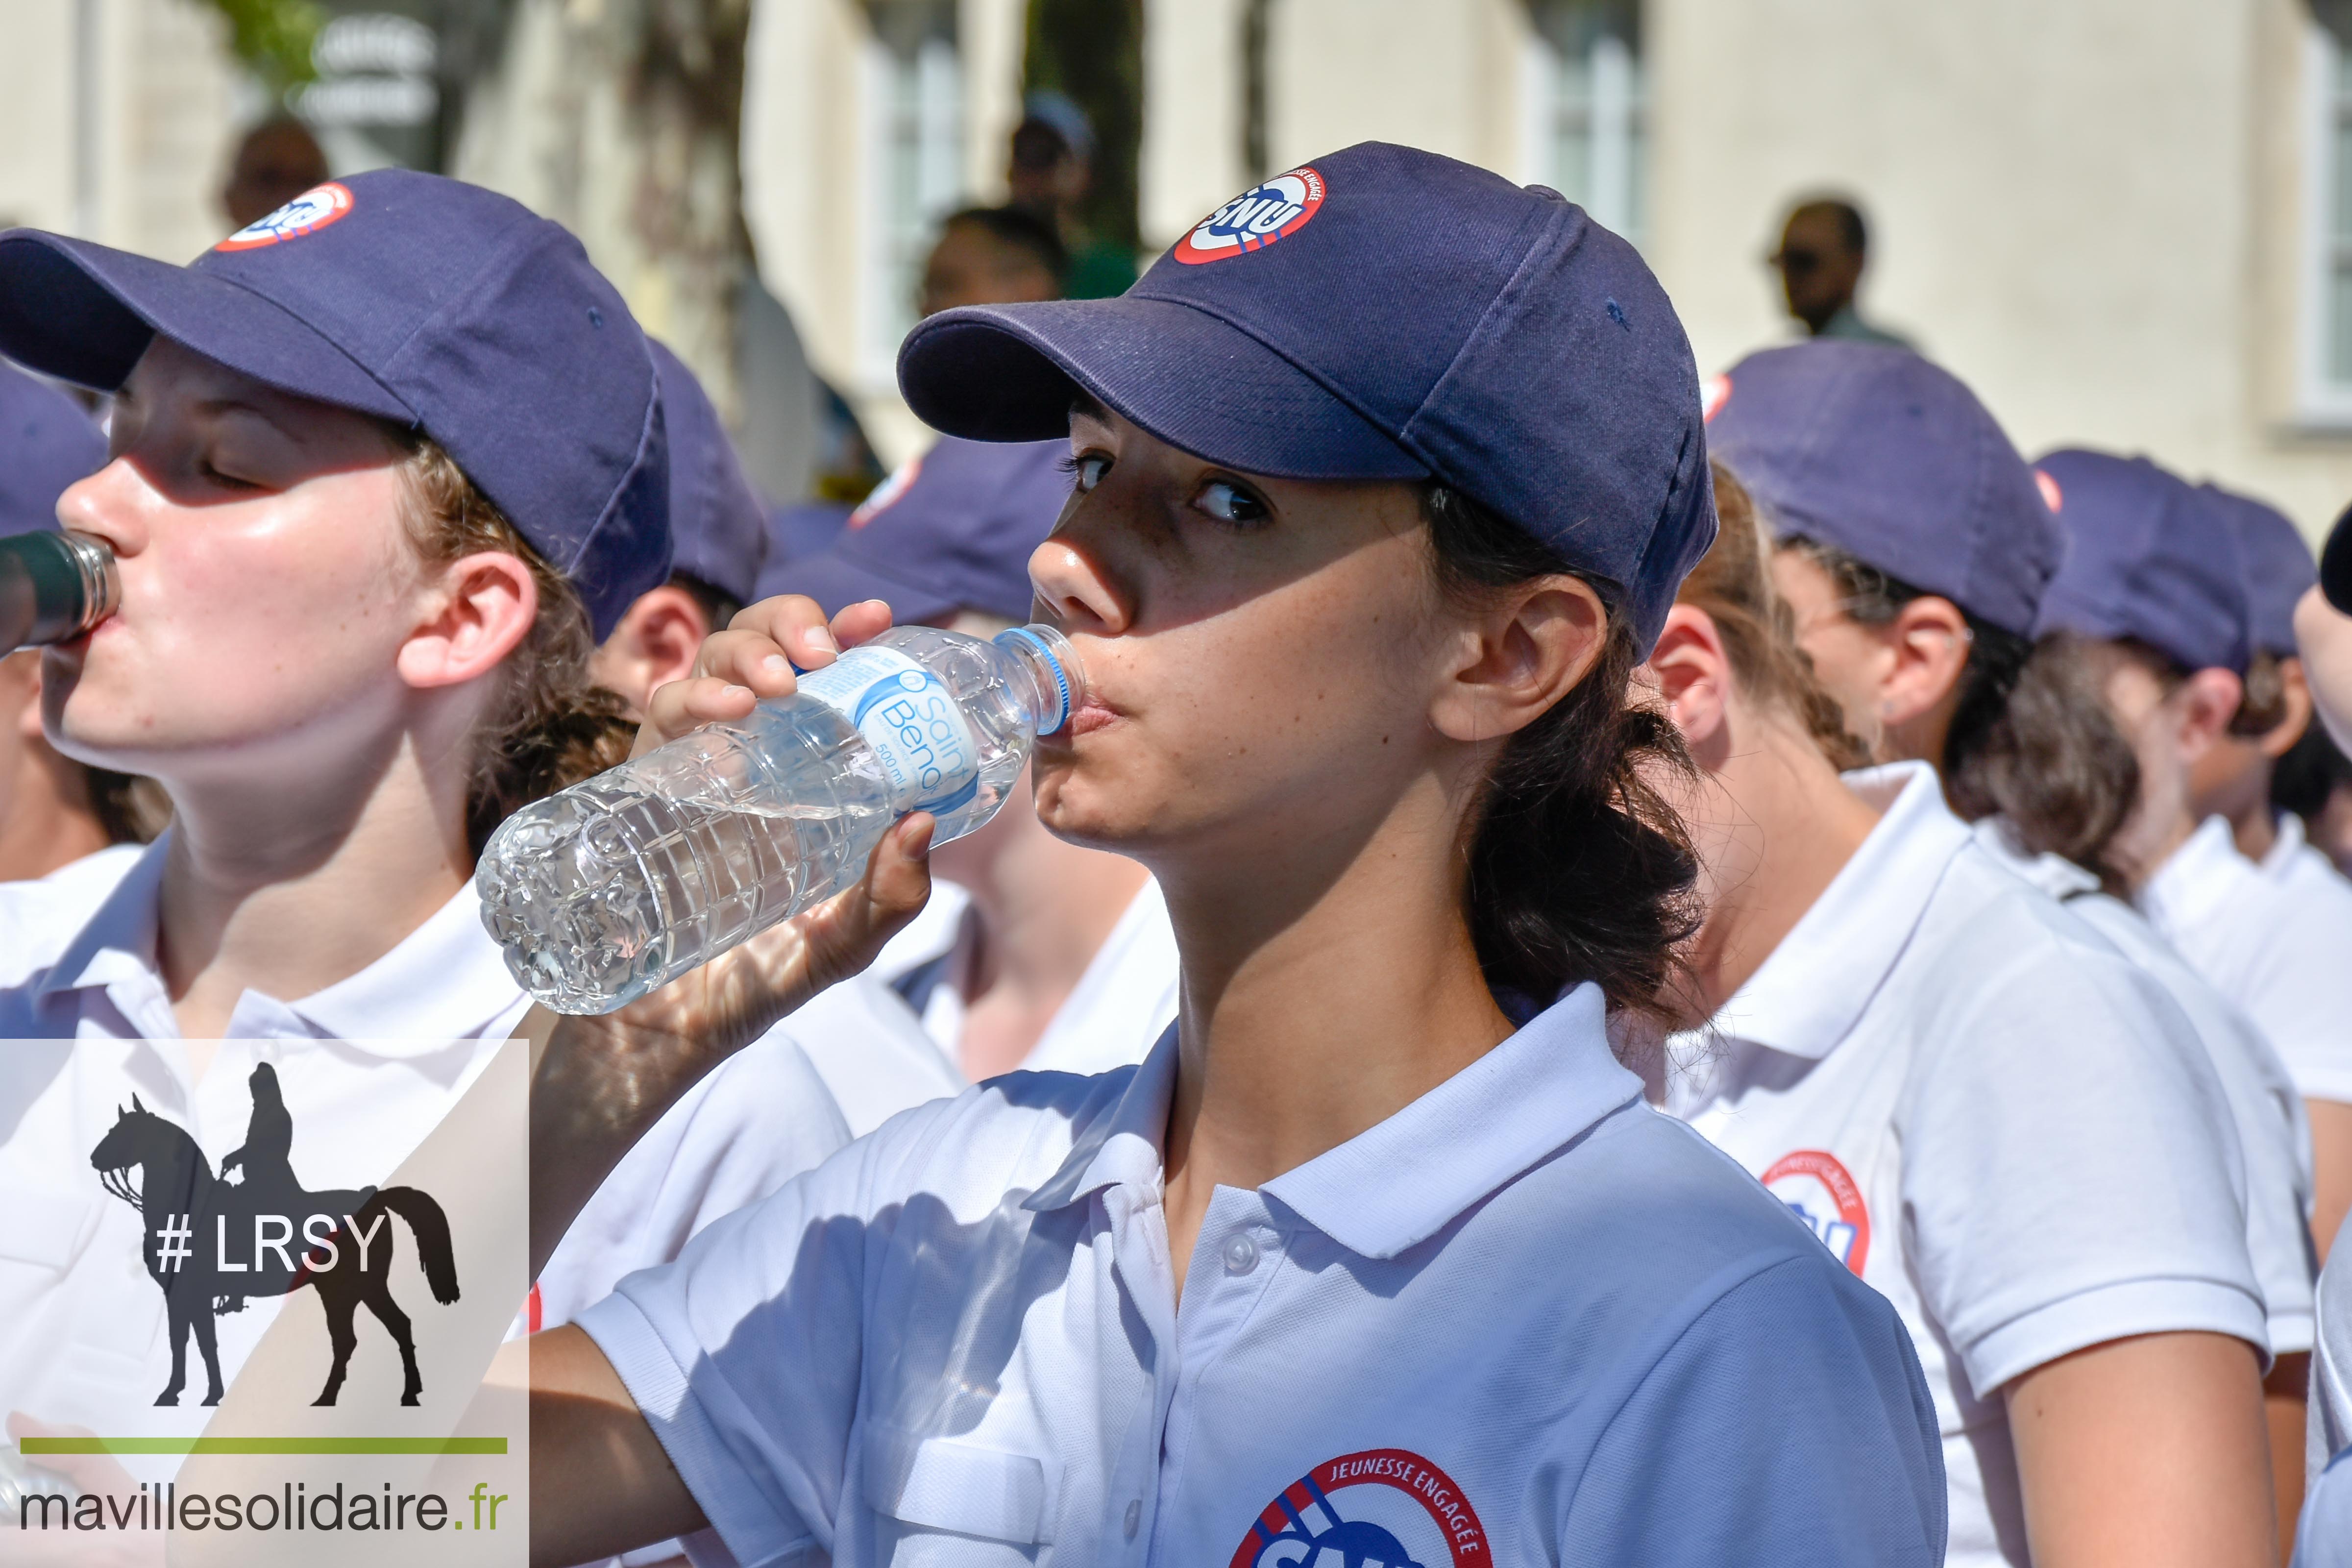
[454,0,753,422]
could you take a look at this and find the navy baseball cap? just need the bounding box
[761,436,1068,623]
[1705,340,2058,637]
[897,142,1714,654]
[649,340,767,606]
[2034,450,2250,674]
[2198,483,2313,659]
[0,360,104,535]
[0,171,669,638]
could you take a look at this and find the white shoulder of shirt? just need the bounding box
[0,842,145,985]
[1022,877,1180,1078]
[778,970,964,1140]
[536,1025,854,1329]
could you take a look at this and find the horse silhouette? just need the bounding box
[89,1074,460,1408]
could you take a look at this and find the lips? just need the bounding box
[1064,695,1120,737]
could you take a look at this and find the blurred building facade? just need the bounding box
[9,0,2352,531]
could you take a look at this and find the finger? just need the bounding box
[723,595,847,674]
[828,599,895,650]
[794,812,935,988]
[635,675,760,757]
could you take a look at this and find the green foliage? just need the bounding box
[207,0,323,89]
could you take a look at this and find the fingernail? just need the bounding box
[812,628,840,656]
[721,684,753,701]
[761,654,791,677]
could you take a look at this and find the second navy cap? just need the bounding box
[897,141,1714,654]
[0,171,670,638]
[2034,450,2251,674]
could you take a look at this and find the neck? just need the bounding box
[1157,770,1509,1202]
[0,735,114,881]
[2202,762,2279,863]
[154,707,478,1040]
[948,804,1150,1079]
[1683,712,1882,1018]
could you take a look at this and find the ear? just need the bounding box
[131,1093,144,1112]
[586,583,712,719]
[396,550,540,692]
[1874,595,1974,731]
[1645,604,1735,760]
[2174,666,2246,762]
[1428,574,1610,745]
[2259,657,2315,760]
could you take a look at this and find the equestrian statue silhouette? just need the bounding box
[89,1063,460,1408]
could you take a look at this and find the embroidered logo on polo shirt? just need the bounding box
[1175,167,1327,265]
[1762,1149,1870,1274]
[1229,1448,1488,1568]
[215,182,356,251]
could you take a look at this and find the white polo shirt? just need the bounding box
[0,841,145,983]
[785,971,965,1139]
[1668,763,2263,1568]
[1974,819,2317,1357]
[579,984,1948,1568]
[897,878,1182,1080]
[2145,814,2352,1105]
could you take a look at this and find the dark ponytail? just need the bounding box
[396,437,639,859]
[1422,483,1701,1021]
[1944,631,2142,892]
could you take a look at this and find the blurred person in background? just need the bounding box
[919,205,1067,317]
[2192,485,2325,868]
[769,431,1177,1088]
[1005,91,1136,300]
[0,361,156,922]
[2273,724,2352,877]
[1982,452,2323,1550]
[1770,196,1911,349]
[2028,451,2352,1283]
[1709,341,2278,1568]
[586,339,956,1148]
[2292,503,2352,1567]
[219,116,330,231]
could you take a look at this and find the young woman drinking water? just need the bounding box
[0,173,849,1467]
[511,142,1945,1568]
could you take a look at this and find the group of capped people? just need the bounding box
[0,140,2349,1568]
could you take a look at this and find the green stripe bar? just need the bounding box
[21,1437,508,1456]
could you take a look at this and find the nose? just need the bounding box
[1029,535,1130,636]
[54,458,147,558]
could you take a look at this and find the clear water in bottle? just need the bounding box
[476,623,1082,1013]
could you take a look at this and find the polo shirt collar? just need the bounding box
[2141,813,2255,932]
[38,834,170,1000]
[2262,811,2306,879]
[34,836,522,1049]
[1969,815,2098,901]
[1023,984,1645,1263]
[1709,760,1964,1061]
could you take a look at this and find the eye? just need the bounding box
[1193,478,1270,529]
[1066,452,1111,493]
[199,456,263,492]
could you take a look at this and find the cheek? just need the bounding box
[72,477,417,734]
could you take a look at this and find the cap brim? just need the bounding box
[898,297,1426,482]
[765,545,966,627]
[2326,502,2352,616]
[0,232,413,424]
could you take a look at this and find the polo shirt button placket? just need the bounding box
[1221,1232,1259,1276]
[1124,1497,1142,1541]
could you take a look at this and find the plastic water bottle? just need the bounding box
[475,623,1083,1014]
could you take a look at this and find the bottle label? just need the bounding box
[795,645,981,813]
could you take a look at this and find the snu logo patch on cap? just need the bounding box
[1175,167,1326,264]
[215,182,356,252]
